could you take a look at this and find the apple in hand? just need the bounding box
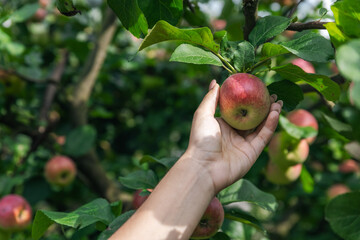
[291,58,315,74]
[219,73,271,130]
[265,160,302,185]
[132,189,152,209]
[44,156,77,187]
[191,197,224,239]
[287,109,318,144]
[0,195,32,231]
[268,132,309,168]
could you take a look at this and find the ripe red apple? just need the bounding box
[44,156,77,187]
[219,73,271,130]
[287,109,318,144]
[265,160,302,185]
[291,58,315,74]
[191,197,224,239]
[0,194,32,231]
[211,19,227,30]
[132,189,152,209]
[339,159,359,173]
[327,184,350,199]
[268,132,309,168]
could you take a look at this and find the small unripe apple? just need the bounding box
[339,159,359,173]
[291,58,315,74]
[265,160,302,185]
[132,189,152,209]
[44,156,77,187]
[287,109,318,144]
[191,197,224,239]
[268,132,309,168]
[219,73,271,130]
[0,195,32,231]
[327,184,350,199]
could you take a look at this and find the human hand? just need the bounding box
[186,79,283,193]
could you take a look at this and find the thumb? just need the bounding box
[196,80,220,117]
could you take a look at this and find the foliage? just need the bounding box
[1,0,360,239]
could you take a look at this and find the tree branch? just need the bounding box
[243,0,259,41]
[285,0,305,18]
[287,21,330,31]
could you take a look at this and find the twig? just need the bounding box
[287,21,330,31]
[0,67,42,83]
[243,0,259,41]
[286,0,305,18]
[184,0,195,13]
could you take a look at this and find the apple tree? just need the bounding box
[0,0,360,239]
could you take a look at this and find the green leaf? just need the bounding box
[170,44,223,66]
[261,43,289,59]
[249,16,291,47]
[267,80,303,111]
[119,170,158,190]
[108,0,148,38]
[98,211,135,240]
[110,201,123,217]
[10,3,39,23]
[279,32,334,62]
[223,206,265,233]
[138,0,183,28]
[324,22,350,48]
[139,155,178,169]
[279,115,318,139]
[55,0,80,16]
[272,64,340,101]
[336,39,360,82]
[218,179,277,213]
[351,81,360,109]
[64,125,97,157]
[322,113,352,133]
[319,8,328,17]
[300,166,314,193]
[331,0,360,38]
[325,192,360,240]
[139,20,219,53]
[32,199,114,240]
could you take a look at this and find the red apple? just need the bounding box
[191,197,224,239]
[327,184,350,199]
[291,58,315,74]
[211,19,227,31]
[287,109,318,144]
[39,0,50,8]
[268,132,309,168]
[132,189,152,209]
[0,195,32,231]
[44,156,77,187]
[265,160,302,185]
[34,8,47,21]
[219,73,271,130]
[339,159,359,173]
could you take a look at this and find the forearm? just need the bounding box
[109,152,215,240]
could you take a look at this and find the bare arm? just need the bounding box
[110,80,283,240]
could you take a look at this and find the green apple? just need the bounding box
[265,160,302,185]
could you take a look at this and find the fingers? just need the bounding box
[194,80,220,118]
[249,99,283,156]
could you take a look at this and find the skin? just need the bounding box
[0,195,32,231]
[220,73,271,131]
[265,161,302,185]
[45,156,77,187]
[291,58,315,74]
[268,132,309,168]
[286,109,318,144]
[110,79,282,240]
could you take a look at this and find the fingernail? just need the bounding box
[209,79,217,90]
[271,94,277,101]
[278,100,283,107]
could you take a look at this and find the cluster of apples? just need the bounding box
[0,155,76,231]
[132,190,224,239]
[265,109,318,184]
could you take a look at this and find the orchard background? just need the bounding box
[0,0,360,239]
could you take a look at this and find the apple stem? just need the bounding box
[214,53,237,74]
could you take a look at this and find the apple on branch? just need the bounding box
[327,184,350,199]
[291,58,315,74]
[44,155,77,187]
[286,109,318,144]
[132,189,152,209]
[268,132,309,168]
[190,197,224,239]
[219,73,271,130]
[265,160,302,185]
[0,194,32,232]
